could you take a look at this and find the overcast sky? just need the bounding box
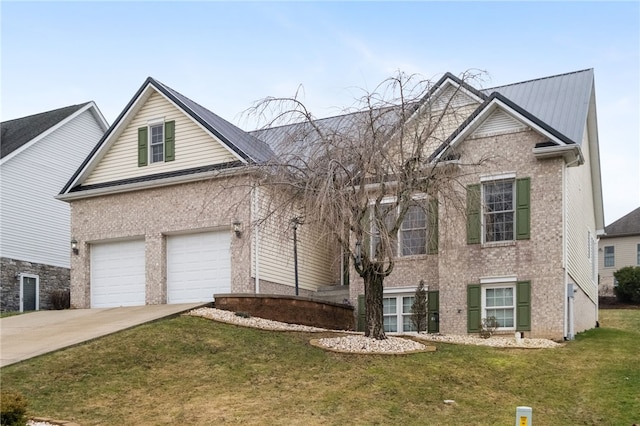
[1,1,638,224]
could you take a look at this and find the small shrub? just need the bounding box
[614,266,640,304]
[50,289,71,310]
[479,316,498,339]
[0,390,28,426]
[410,280,428,332]
[235,311,251,318]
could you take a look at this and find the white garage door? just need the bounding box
[91,240,146,308]
[167,231,231,304]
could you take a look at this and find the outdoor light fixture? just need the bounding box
[354,240,362,267]
[71,239,79,255]
[232,221,242,238]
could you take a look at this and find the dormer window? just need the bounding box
[138,120,175,167]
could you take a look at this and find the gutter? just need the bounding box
[533,145,583,166]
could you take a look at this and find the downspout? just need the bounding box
[251,185,260,294]
[562,163,568,339]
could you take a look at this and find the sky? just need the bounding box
[1,1,638,225]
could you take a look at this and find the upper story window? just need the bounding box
[466,175,530,245]
[483,180,515,242]
[604,246,615,268]
[150,124,165,163]
[370,198,438,258]
[138,120,175,167]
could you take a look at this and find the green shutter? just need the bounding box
[516,178,530,240]
[360,210,371,261]
[357,294,366,332]
[164,120,175,162]
[466,184,481,244]
[516,281,531,331]
[138,127,148,167]
[428,198,439,254]
[427,290,439,333]
[467,284,481,333]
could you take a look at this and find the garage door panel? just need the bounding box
[91,240,145,308]
[167,232,231,304]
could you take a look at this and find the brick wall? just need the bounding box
[69,175,253,308]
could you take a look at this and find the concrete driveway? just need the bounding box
[0,303,206,367]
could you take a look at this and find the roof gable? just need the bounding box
[61,78,275,196]
[1,103,108,161]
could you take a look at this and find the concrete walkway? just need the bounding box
[0,303,205,368]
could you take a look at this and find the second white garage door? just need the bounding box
[166,231,231,304]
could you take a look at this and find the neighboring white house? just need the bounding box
[1,103,108,312]
[598,207,640,297]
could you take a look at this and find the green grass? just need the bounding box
[1,309,639,425]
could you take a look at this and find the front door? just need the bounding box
[427,290,439,333]
[21,275,38,312]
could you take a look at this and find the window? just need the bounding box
[467,177,530,245]
[370,202,430,257]
[637,244,640,265]
[150,124,164,163]
[468,281,530,333]
[483,286,515,329]
[383,295,416,332]
[483,180,515,242]
[604,246,615,267]
[137,120,175,167]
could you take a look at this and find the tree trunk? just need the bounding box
[364,262,386,340]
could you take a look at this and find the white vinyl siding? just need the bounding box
[0,109,105,268]
[84,91,237,186]
[471,109,528,138]
[565,123,598,302]
[251,189,335,291]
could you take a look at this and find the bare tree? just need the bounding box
[248,71,487,340]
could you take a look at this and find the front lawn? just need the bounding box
[1,309,638,425]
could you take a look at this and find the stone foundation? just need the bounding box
[0,257,70,312]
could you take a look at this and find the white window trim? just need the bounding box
[481,282,516,331]
[19,273,40,312]
[147,117,166,164]
[481,177,516,244]
[383,289,419,334]
[369,195,430,257]
[604,245,615,268]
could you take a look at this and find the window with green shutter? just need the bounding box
[516,281,531,331]
[138,127,148,167]
[428,198,439,254]
[467,284,481,332]
[466,185,481,244]
[515,178,530,240]
[138,121,175,166]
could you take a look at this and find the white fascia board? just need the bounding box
[532,145,583,166]
[64,86,156,191]
[56,165,251,202]
[434,98,573,162]
[0,102,106,166]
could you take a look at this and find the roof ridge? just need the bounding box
[1,102,91,125]
[484,69,593,92]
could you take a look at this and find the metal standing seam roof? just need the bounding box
[153,79,275,163]
[484,69,594,146]
[251,69,595,153]
[1,103,92,159]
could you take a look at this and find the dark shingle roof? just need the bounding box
[1,103,91,159]
[603,207,640,237]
